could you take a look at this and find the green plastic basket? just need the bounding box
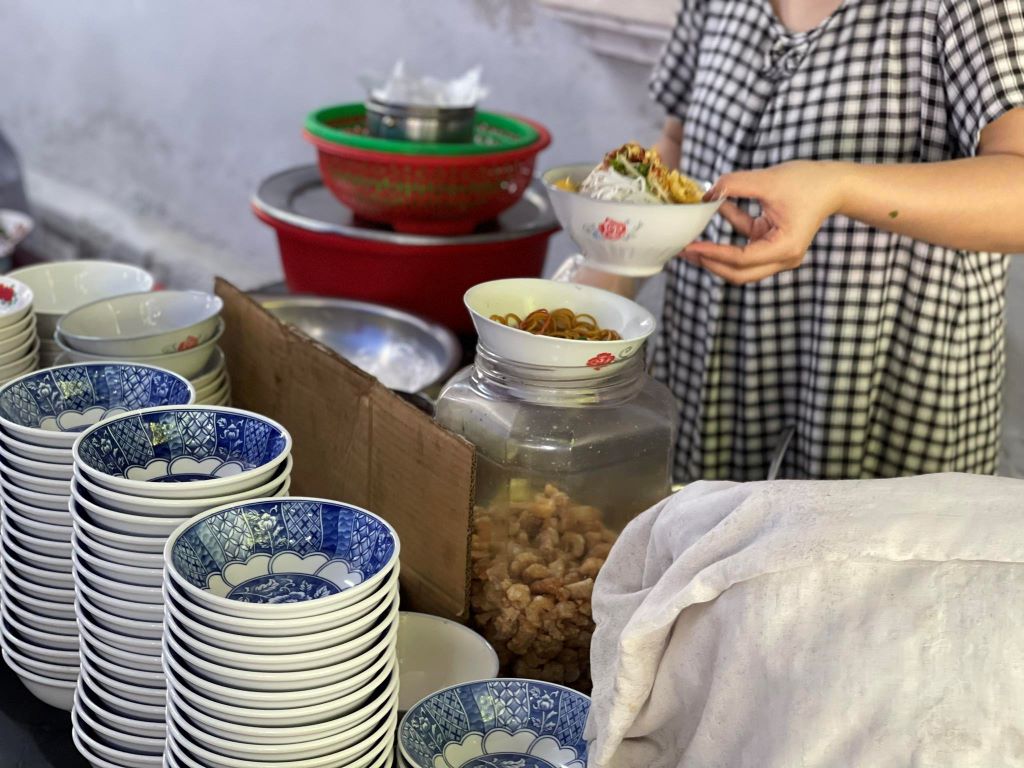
[304,103,540,156]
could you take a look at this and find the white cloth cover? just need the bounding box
[586,473,1024,768]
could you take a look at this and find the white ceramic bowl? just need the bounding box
[79,626,163,675]
[162,598,395,675]
[1,617,79,666]
[74,690,165,752]
[76,569,164,619]
[75,684,164,741]
[189,345,225,389]
[0,441,73,480]
[76,587,164,641]
[163,637,389,711]
[9,260,154,340]
[164,709,395,768]
[164,576,398,656]
[0,348,38,382]
[1,568,76,620]
[69,486,205,538]
[197,379,231,406]
[78,652,166,712]
[0,320,37,355]
[55,319,224,378]
[2,514,71,556]
[71,707,162,768]
[464,278,656,373]
[0,430,74,464]
[75,554,164,604]
[0,463,70,496]
[2,648,76,710]
[70,506,166,554]
[165,688,395,762]
[161,565,395,641]
[396,611,500,711]
[0,640,78,682]
[76,600,163,655]
[77,668,166,730]
[165,670,397,745]
[73,523,165,569]
[543,162,723,276]
[0,486,70,523]
[2,503,71,542]
[0,311,35,342]
[0,473,69,509]
[72,537,163,587]
[74,405,291,499]
[71,454,293,517]
[1,603,78,651]
[58,290,223,357]
[194,371,227,400]
[163,627,396,702]
[78,638,164,691]
[2,529,73,578]
[0,273,34,328]
[1,593,78,639]
[0,333,37,367]
[2,550,74,594]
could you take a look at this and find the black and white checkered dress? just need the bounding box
[650,0,1024,482]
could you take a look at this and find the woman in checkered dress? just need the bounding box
[605,0,1024,481]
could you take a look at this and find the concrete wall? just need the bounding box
[0,0,661,287]
[1,0,1022,475]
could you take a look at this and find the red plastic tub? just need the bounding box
[252,166,559,333]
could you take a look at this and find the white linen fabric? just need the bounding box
[587,473,1024,767]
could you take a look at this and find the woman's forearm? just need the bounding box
[836,154,1024,253]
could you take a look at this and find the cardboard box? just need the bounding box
[215,278,477,621]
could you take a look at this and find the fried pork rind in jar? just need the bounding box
[469,484,617,691]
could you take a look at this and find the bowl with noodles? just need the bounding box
[543,143,722,277]
[464,278,655,374]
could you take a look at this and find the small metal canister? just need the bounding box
[365,98,476,143]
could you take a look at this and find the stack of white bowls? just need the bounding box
[0,275,41,383]
[160,497,401,768]
[8,260,154,367]
[53,289,230,405]
[67,405,293,767]
[0,362,194,711]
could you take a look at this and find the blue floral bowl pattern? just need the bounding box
[400,680,589,768]
[0,363,193,432]
[75,407,287,484]
[167,498,398,603]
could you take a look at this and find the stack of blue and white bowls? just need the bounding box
[0,363,194,711]
[161,497,401,768]
[67,405,293,768]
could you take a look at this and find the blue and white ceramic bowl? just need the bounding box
[399,679,590,768]
[164,497,400,620]
[73,406,291,499]
[0,363,195,450]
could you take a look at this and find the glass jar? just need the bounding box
[435,345,677,689]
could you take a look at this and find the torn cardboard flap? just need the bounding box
[215,278,476,620]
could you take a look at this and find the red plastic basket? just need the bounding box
[303,118,552,236]
[253,207,557,333]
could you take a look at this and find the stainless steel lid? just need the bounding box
[252,165,558,246]
[254,294,461,394]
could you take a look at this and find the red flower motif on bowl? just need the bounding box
[177,335,199,352]
[597,218,627,241]
[0,283,15,305]
[587,352,616,371]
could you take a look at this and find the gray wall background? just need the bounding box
[2,0,1022,474]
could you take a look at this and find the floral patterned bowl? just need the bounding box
[399,679,589,768]
[73,406,291,498]
[164,497,400,620]
[542,162,722,277]
[0,363,195,450]
[464,278,655,376]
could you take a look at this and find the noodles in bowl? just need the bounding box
[488,308,622,341]
[555,143,704,205]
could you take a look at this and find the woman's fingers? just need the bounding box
[699,258,797,285]
[683,233,800,268]
[717,201,756,236]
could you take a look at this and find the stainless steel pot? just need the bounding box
[364,99,475,143]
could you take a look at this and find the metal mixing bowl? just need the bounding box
[364,98,476,143]
[256,295,461,394]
